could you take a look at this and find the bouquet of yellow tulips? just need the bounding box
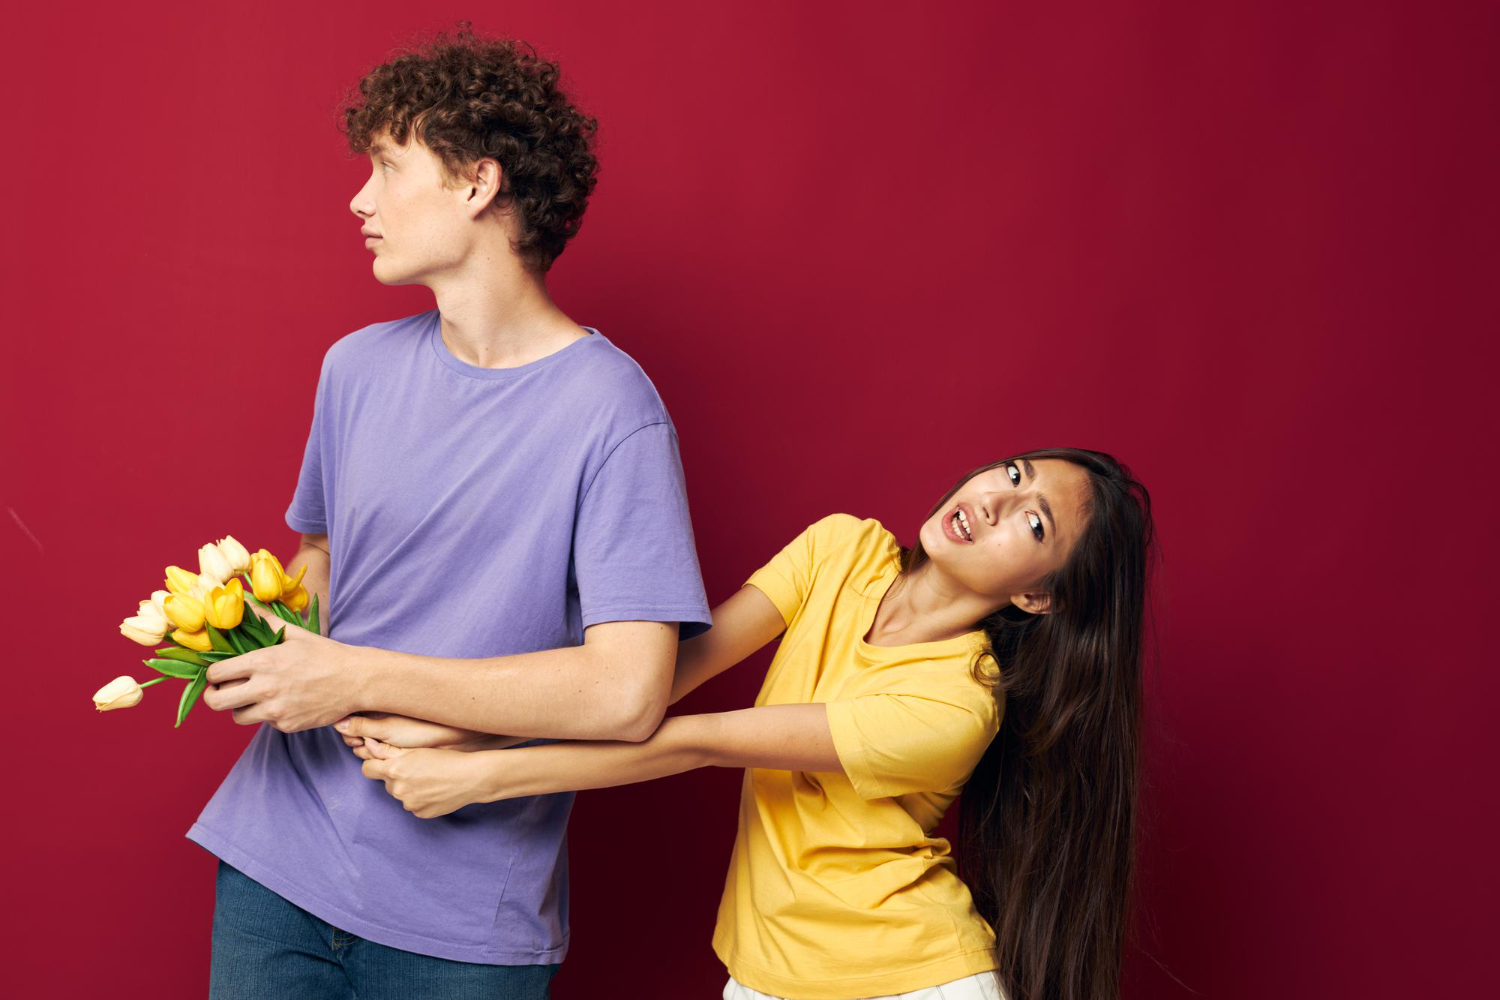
[93,535,320,727]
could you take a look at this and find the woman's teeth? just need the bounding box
[952,509,972,541]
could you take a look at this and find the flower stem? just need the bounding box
[140,677,168,689]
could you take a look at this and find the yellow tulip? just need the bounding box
[199,543,233,585]
[164,564,200,596]
[250,552,284,603]
[280,560,308,592]
[281,584,309,612]
[217,535,252,575]
[164,594,206,632]
[173,627,214,652]
[205,578,245,630]
[120,615,168,646]
[93,676,145,711]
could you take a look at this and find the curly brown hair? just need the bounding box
[336,21,599,273]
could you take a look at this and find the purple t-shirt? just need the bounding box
[186,308,711,964]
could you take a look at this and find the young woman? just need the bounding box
[336,447,1155,1000]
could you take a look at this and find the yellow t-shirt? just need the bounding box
[711,513,1004,1000]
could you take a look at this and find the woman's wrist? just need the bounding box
[468,745,535,803]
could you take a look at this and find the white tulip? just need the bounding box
[93,676,145,711]
[184,573,220,605]
[198,543,234,585]
[149,589,172,618]
[216,535,252,575]
[134,600,171,634]
[120,614,168,646]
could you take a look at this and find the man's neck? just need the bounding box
[429,260,589,369]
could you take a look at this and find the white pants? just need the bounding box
[723,970,1006,1000]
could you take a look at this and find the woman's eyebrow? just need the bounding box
[1020,458,1057,535]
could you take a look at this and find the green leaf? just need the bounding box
[206,624,236,654]
[155,647,210,667]
[308,594,320,635]
[175,668,209,728]
[144,657,200,679]
[228,626,252,655]
[239,612,271,643]
[230,624,260,650]
[198,650,236,662]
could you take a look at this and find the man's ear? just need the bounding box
[467,158,506,216]
[1010,591,1052,615]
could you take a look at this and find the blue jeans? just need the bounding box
[209,859,559,999]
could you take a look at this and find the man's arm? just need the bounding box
[350,620,679,743]
[283,534,330,633]
[340,584,788,754]
[355,584,784,742]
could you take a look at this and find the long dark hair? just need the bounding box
[899,447,1155,1000]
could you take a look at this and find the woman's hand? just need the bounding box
[357,738,492,819]
[333,711,493,753]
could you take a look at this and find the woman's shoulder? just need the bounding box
[804,512,895,552]
[792,514,904,583]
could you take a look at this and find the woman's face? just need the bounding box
[917,458,1094,613]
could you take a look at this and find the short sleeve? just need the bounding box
[744,513,861,625]
[285,349,332,534]
[825,678,1001,800]
[573,422,712,640]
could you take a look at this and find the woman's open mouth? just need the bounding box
[943,504,974,543]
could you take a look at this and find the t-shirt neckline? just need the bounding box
[426,308,602,380]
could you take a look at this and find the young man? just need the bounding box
[188,26,711,999]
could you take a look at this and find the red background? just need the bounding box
[4,2,1495,997]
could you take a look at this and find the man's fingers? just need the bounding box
[361,757,386,780]
[205,681,260,712]
[205,656,255,685]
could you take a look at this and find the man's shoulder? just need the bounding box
[321,310,429,371]
[564,331,672,430]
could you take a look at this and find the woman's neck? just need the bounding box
[864,561,998,647]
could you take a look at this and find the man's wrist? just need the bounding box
[341,640,383,713]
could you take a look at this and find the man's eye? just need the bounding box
[1006,462,1020,485]
[1028,512,1044,541]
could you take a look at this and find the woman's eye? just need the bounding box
[1006,462,1020,485]
[1028,512,1044,542]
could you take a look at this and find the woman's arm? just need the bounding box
[477,704,840,801]
[668,584,786,704]
[358,703,840,817]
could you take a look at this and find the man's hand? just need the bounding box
[201,623,358,732]
[358,738,490,819]
[334,712,492,753]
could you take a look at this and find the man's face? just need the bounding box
[348,127,478,285]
